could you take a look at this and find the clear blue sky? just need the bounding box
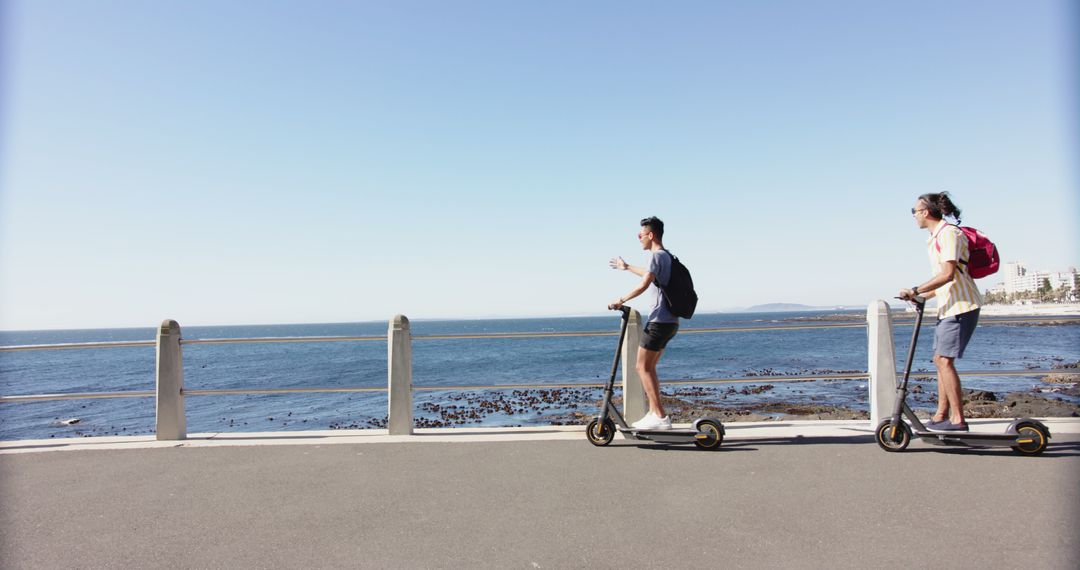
[1,1,1077,330]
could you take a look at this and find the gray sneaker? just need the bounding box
[927,420,969,432]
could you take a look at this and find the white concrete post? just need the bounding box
[867,301,898,427]
[155,319,186,440]
[387,315,413,435]
[621,309,648,425]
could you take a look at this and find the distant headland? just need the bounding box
[741,303,862,313]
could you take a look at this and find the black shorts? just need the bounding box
[640,322,679,351]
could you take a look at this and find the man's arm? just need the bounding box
[899,261,956,300]
[609,256,655,308]
[623,263,649,278]
[610,256,647,276]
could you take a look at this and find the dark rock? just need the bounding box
[1042,373,1080,384]
[965,392,1080,418]
[964,389,997,402]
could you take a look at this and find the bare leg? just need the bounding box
[932,375,948,422]
[934,354,965,424]
[636,347,666,417]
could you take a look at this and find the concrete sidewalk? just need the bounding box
[1,422,1078,568]
[4,417,1080,454]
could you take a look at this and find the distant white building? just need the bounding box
[997,262,1077,295]
[1002,261,1029,295]
[1047,269,1077,290]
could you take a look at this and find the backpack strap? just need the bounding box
[655,249,674,288]
[933,223,969,270]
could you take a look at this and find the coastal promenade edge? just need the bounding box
[4,417,1080,454]
[3,427,1078,569]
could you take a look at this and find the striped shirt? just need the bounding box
[927,220,983,318]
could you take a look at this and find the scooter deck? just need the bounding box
[620,427,705,443]
[624,427,699,435]
[915,431,1026,446]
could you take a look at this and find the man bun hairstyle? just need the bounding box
[917,192,962,224]
[640,216,664,241]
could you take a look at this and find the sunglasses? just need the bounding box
[911,208,927,215]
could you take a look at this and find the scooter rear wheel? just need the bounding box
[876,420,911,452]
[586,418,616,446]
[1011,423,1049,456]
[693,419,724,449]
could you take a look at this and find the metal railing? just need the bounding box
[1,308,1075,439]
[3,370,1062,403]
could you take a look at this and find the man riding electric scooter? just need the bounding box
[899,193,981,432]
[609,216,680,431]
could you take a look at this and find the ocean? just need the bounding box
[1,310,1078,440]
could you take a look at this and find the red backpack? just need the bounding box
[936,225,1000,279]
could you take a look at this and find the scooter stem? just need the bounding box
[898,297,926,391]
[607,307,631,386]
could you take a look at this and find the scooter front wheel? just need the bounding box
[586,418,616,446]
[876,420,911,452]
[1011,422,1049,456]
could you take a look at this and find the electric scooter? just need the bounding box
[875,296,1051,455]
[586,306,725,449]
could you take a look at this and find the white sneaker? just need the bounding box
[631,412,657,429]
[630,410,652,427]
[632,412,673,430]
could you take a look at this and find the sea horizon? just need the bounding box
[5,299,1080,336]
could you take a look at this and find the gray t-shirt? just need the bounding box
[648,250,679,324]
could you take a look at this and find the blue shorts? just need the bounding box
[933,309,979,359]
[641,322,679,352]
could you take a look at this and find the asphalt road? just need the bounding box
[2,434,1078,569]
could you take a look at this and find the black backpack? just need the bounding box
[658,250,698,319]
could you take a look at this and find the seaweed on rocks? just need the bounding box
[965,392,1080,418]
[741,368,863,378]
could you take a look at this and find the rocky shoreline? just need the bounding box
[44,376,1080,436]
[960,389,1080,418]
[326,376,1080,430]
[44,364,1080,436]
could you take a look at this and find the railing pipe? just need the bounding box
[0,391,155,402]
[181,335,385,346]
[7,368,1064,404]
[0,340,156,352]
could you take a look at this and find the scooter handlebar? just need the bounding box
[895,295,926,309]
[610,305,631,317]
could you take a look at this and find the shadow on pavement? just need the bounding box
[906,440,1080,458]
[413,429,573,436]
[630,444,756,453]
[723,435,874,447]
[629,435,875,452]
[0,442,83,452]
